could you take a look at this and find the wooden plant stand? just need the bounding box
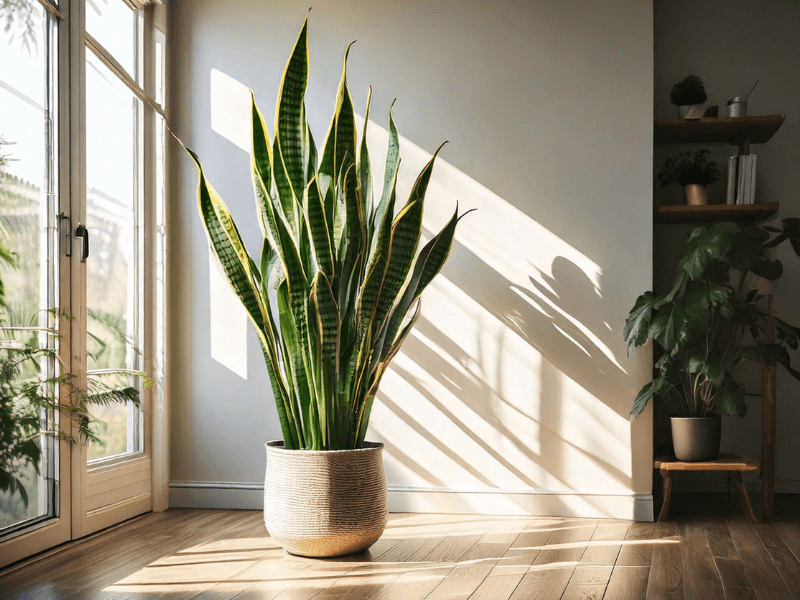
[655,454,760,522]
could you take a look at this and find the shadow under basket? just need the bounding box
[263,441,388,558]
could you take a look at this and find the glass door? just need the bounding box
[0,0,71,566]
[71,0,158,538]
[0,0,165,563]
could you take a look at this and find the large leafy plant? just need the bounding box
[185,18,468,450]
[624,220,800,418]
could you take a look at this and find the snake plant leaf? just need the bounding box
[274,16,310,212]
[360,87,373,224]
[189,17,466,449]
[381,205,466,359]
[370,101,399,254]
[186,147,268,329]
[305,122,318,182]
[357,298,421,446]
[623,291,659,352]
[185,144,302,448]
[319,43,357,183]
[278,280,318,448]
[250,93,273,238]
[273,139,298,233]
[305,176,335,277]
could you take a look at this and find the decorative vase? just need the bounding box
[263,441,388,558]
[670,415,721,462]
[678,104,705,119]
[684,183,708,206]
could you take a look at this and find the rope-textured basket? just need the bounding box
[264,441,388,558]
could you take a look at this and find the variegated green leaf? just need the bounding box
[359,87,373,228]
[319,43,357,183]
[274,16,310,203]
[305,176,334,277]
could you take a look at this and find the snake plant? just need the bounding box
[184,17,468,450]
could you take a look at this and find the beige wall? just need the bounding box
[654,0,800,493]
[168,0,654,518]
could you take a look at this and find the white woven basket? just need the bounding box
[263,441,388,557]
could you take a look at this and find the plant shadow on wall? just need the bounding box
[372,240,635,502]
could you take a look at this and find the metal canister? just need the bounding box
[727,97,747,117]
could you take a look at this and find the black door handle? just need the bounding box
[75,224,89,261]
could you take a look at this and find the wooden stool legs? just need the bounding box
[658,467,672,522]
[732,472,760,522]
[657,468,758,522]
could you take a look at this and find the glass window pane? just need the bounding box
[0,1,59,533]
[85,48,143,462]
[85,0,137,79]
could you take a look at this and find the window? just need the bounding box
[0,0,166,565]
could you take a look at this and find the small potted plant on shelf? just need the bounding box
[658,149,720,206]
[183,16,469,558]
[671,74,708,119]
[624,221,800,461]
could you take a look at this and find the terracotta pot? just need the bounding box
[670,415,721,462]
[263,441,387,557]
[684,184,708,206]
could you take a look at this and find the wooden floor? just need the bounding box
[2,495,800,600]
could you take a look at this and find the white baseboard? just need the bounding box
[168,481,654,521]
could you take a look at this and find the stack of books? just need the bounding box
[726,154,757,205]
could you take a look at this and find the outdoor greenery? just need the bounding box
[624,220,800,418]
[658,149,721,187]
[670,74,708,106]
[187,17,469,450]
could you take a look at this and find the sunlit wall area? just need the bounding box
[168,0,654,519]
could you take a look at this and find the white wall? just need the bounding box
[654,0,800,493]
[168,0,654,519]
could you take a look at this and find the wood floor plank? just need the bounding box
[726,519,791,597]
[713,558,751,589]
[561,565,613,600]
[773,521,800,563]
[703,520,739,559]
[645,522,683,600]
[425,564,494,600]
[617,522,657,567]
[508,566,575,600]
[466,572,526,600]
[604,566,650,600]
[723,587,757,600]
[7,509,800,600]
[753,523,800,598]
[532,520,598,565]
[580,521,630,566]
[678,522,724,600]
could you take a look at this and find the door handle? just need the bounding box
[75,224,89,262]
[58,212,71,257]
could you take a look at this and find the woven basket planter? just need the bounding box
[263,441,388,558]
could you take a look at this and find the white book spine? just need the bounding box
[736,155,747,205]
[749,154,757,204]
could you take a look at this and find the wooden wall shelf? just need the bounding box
[654,115,785,145]
[655,202,779,224]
